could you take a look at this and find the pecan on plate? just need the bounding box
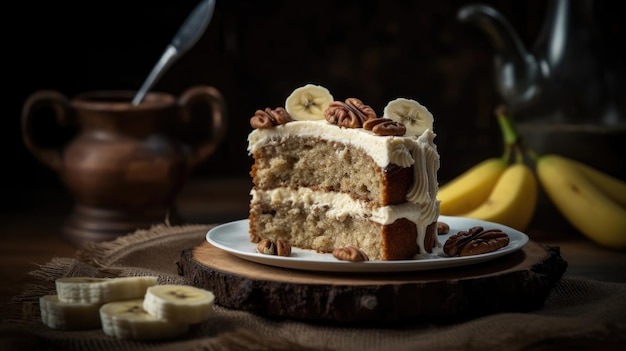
[437,221,450,235]
[332,246,369,262]
[256,239,276,255]
[275,239,292,257]
[443,226,509,257]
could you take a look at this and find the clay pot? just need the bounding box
[21,87,227,245]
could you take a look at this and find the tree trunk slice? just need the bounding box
[178,240,567,324]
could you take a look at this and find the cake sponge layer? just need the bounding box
[250,136,412,206]
[249,196,437,260]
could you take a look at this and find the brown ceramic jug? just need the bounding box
[21,86,227,245]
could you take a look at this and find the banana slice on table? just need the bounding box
[143,284,215,324]
[56,276,158,304]
[285,84,334,121]
[383,98,433,136]
[39,294,102,330]
[100,299,189,341]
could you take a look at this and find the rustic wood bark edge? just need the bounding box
[177,241,567,324]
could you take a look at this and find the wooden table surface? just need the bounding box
[2,177,626,321]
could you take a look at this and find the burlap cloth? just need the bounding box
[3,223,626,351]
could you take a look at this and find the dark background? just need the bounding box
[5,0,625,214]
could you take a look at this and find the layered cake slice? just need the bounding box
[247,84,440,261]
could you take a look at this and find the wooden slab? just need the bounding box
[178,241,567,324]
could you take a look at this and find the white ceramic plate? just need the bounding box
[206,216,529,273]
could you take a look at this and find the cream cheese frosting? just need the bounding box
[251,187,423,225]
[248,121,416,168]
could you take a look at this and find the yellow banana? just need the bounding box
[438,157,508,215]
[458,162,537,231]
[537,154,626,250]
[567,158,626,207]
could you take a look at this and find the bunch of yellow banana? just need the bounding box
[438,105,626,250]
[536,154,626,250]
[438,106,537,232]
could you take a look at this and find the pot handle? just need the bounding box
[21,90,71,172]
[178,86,228,169]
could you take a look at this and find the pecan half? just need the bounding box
[257,239,275,255]
[345,98,377,120]
[363,118,406,136]
[443,226,509,257]
[324,98,376,128]
[437,221,450,235]
[332,246,370,262]
[460,230,510,256]
[250,107,293,129]
[275,239,292,257]
[443,226,483,256]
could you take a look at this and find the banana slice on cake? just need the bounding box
[39,294,102,330]
[285,84,334,121]
[383,98,433,136]
[100,299,189,341]
[56,276,158,304]
[143,284,215,324]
